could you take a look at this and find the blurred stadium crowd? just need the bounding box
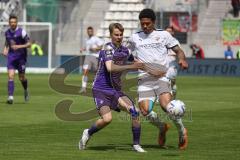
[0,0,240,62]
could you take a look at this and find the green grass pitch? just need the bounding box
[0,74,240,160]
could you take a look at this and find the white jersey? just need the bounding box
[85,36,104,57]
[128,29,179,80]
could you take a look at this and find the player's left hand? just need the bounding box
[11,45,20,50]
[178,59,188,69]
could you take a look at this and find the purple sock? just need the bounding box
[8,80,14,96]
[88,124,100,136]
[21,79,28,90]
[132,126,141,145]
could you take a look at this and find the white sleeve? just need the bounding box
[126,36,136,52]
[96,37,104,46]
[165,32,179,49]
[22,29,27,38]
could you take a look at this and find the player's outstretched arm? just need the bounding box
[105,60,143,72]
[172,45,188,69]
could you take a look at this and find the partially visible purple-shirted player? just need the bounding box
[3,15,31,104]
[79,23,146,152]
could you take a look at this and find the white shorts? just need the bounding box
[83,55,98,71]
[138,76,171,102]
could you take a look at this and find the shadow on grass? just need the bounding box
[87,143,131,151]
[87,143,178,152]
[142,144,176,150]
[0,101,27,105]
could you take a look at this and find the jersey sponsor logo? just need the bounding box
[139,42,165,49]
[21,65,26,70]
[106,50,113,57]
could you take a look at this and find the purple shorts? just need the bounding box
[7,56,26,73]
[92,88,126,112]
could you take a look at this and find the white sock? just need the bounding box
[146,111,165,130]
[82,76,88,88]
[171,117,184,135]
[8,96,14,100]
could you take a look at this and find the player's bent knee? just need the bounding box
[139,106,150,117]
[139,100,154,116]
[8,74,14,80]
[140,110,148,116]
[103,116,112,124]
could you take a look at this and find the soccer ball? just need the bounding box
[166,100,186,119]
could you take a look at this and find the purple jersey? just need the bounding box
[5,27,30,72]
[93,42,132,91]
[5,27,30,59]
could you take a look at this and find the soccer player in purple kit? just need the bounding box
[3,15,31,104]
[79,23,146,152]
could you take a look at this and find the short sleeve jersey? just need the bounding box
[128,30,179,75]
[5,27,30,59]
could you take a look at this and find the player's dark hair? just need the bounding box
[9,14,18,21]
[87,26,93,30]
[139,8,156,21]
[109,23,124,35]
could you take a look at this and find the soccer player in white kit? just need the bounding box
[79,26,104,93]
[128,9,188,150]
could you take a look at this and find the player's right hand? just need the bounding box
[132,60,144,69]
[178,59,188,69]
